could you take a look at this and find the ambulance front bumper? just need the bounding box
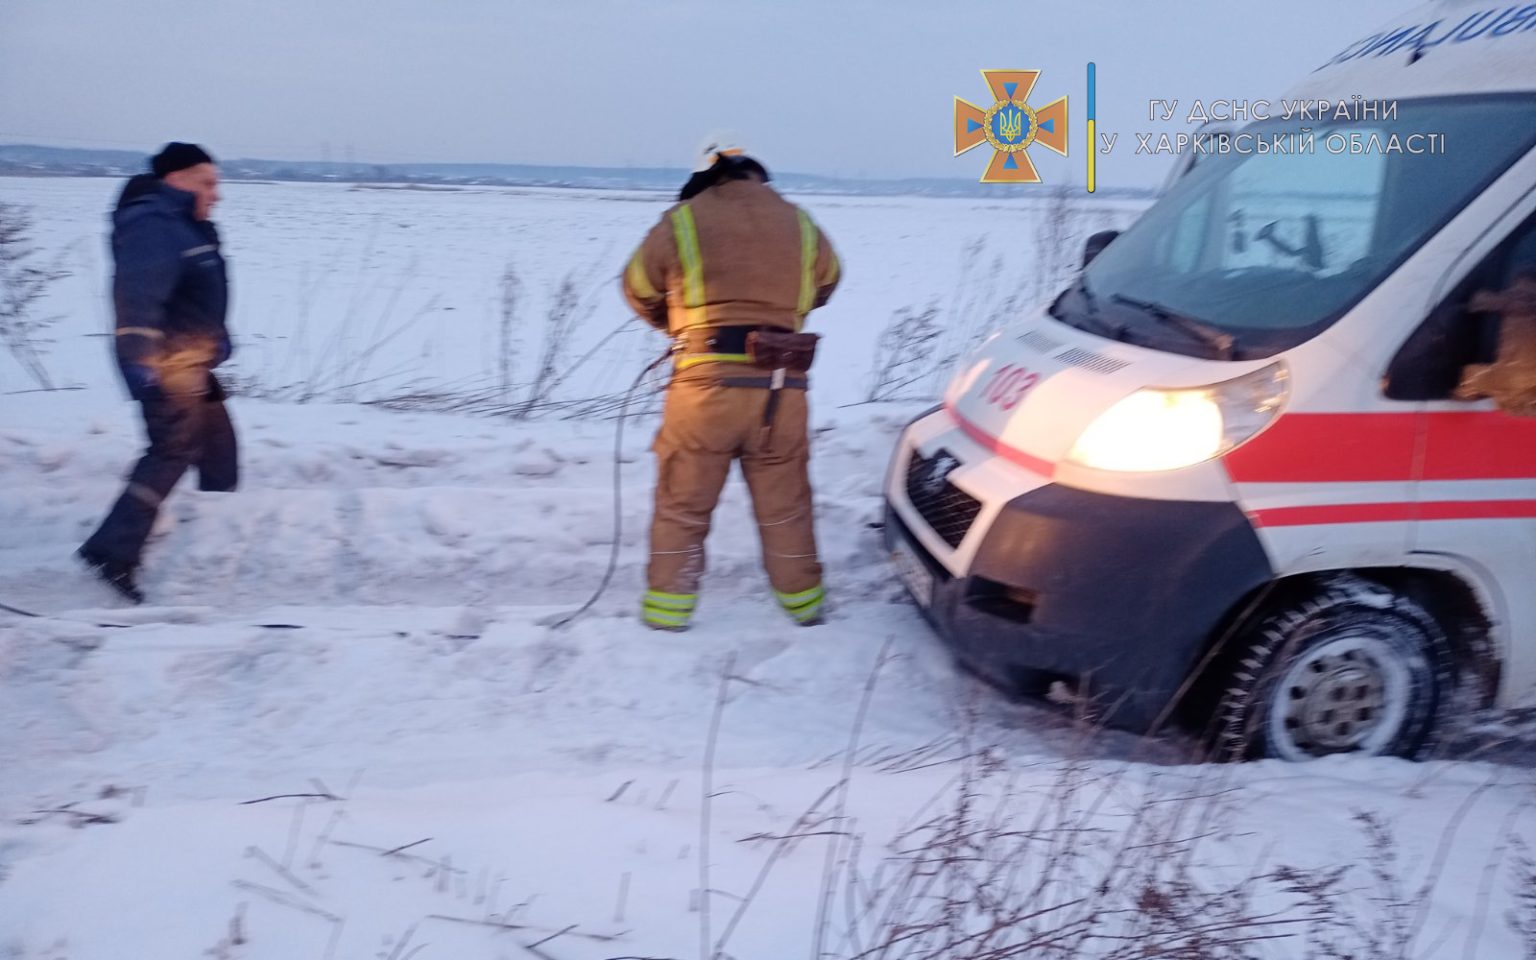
[885,481,1274,735]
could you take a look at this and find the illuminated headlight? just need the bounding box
[1067,362,1288,472]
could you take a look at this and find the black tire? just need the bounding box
[1215,577,1453,761]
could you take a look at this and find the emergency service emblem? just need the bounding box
[954,70,1069,183]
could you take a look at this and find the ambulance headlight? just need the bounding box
[1067,362,1288,472]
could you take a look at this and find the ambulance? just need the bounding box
[884,1,1536,759]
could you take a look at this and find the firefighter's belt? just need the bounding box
[746,329,819,372]
[674,325,819,372]
[672,371,808,390]
[682,325,776,355]
[674,324,770,367]
[712,373,809,390]
[673,326,819,450]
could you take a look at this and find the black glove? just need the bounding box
[123,364,163,402]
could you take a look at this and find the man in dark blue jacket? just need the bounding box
[78,142,236,603]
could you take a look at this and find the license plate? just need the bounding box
[892,540,935,609]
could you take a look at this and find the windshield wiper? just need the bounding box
[1109,293,1235,360]
[1069,277,1129,343]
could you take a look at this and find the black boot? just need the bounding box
[76,547,144,605]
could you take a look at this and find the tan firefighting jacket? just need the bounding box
[1458,276,1536,414]
[622,178,840,362]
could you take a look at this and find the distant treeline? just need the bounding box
[0,143,1157,201]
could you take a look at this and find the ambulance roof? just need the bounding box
[1291,1,1536,102]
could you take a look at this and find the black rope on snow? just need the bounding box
[0,599,131,629]
[3,339,676,634]
[550,346,673,630]
[0,599,42,619]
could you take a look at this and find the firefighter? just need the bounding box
[622,135,841,631]
[1460,273,1536,415]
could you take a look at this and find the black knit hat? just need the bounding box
[150,142,214,177]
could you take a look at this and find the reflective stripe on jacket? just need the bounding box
[621,179,840,356]
[112,183,230,381]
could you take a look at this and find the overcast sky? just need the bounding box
[1,0,1412,188]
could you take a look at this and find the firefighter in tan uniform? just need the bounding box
[622,137,841,630]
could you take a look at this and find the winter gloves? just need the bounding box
[122,364,163,402]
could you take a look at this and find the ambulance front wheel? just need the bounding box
[1215,578,1453,761]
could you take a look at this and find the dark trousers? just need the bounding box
[83,375,238,568]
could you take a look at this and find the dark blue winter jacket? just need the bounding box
[111,180,230,400]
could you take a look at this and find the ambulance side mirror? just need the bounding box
[1082,230,1119,269]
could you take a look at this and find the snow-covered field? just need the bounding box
[4,176,1536,959]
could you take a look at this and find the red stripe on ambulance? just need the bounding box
[1224,413,1420,483]
[1252,499,1536,528]
[1420,412,1536,480]
[1226,412,1536,484]
[945,400,1056,478]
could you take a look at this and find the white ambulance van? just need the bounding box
[884,1,1536,759]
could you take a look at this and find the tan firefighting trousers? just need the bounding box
[644,371,824,628]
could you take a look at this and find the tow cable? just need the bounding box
[2,343,672,634]
[549,345,673,629]
[1,599,134,630]
[0,600,306,631]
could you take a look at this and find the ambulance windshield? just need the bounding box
[1059,95,1536,360]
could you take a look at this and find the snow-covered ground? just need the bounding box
[4,177,1536,959]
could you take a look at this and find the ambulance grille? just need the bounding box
[905,449,981,549]
[1055,347,1130,374]
[1017,329,1063,354]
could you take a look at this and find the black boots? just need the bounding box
[76,547,144,605]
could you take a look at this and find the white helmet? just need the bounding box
[693,130,749,173]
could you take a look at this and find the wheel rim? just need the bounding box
[1266,632,1415,760]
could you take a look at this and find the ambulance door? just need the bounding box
[1386,204,1536,695]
